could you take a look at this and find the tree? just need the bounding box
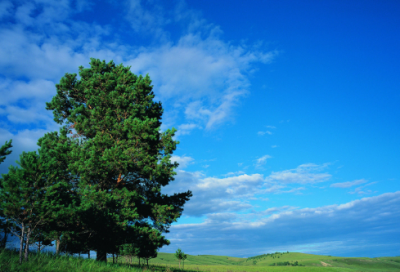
[117,242,139,265]
[33,127,85,255]
[45,58,192,262]
[0,150,58,263]
[59,234,89,256]
[0,128,81,263]
[136,227,166,267]
[0,140,13,249]
[175,248,187,269]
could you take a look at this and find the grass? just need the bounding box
[1,248,400,272]
[111,252,400,272]
[0,248,144,272]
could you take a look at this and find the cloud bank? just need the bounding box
[165,191,400,257]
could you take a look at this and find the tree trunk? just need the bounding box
[113,253,114,263]
[56,236,60,255]
[96,247,107,262]
[147,258,149,267]
[139,257,140,266]
[179,260,181,269]
[24,226,31,262]
[88,250,90,259]
[19,223,25,264]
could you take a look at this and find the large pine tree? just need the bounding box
[45,58,192,261]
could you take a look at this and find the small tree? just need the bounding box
[0,151,55,263]
[0,131,80,263]
[175,248,187,269]
[117,243,139,265]
[0,140,13,249]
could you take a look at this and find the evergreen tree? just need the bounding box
[0,129,81,263]
[0,150,59,263]
[45,58,192,261]
[136,227,166,267]
[0,140,13,249]
[117,242,139,265]
[175,248,187,269]
[34,127,85,255]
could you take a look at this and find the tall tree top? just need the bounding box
[45,58,179,191]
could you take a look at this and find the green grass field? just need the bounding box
[1,248,399,272]
[110,251,400,272]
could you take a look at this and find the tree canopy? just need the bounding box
[44,58,192,261]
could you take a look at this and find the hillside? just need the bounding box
[112,251,400,271]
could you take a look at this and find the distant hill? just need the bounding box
[112,251,400,271]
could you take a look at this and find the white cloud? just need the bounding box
[162,171,266,216]
[257,131,272,136]
[175,123,201,136]
[225,171,245,177]
[164,191,400,257]
[266,163,331,184]
[127,34,275,129]
[331,179,368,188]
[170,155,194,169]
[348,182,378,195]
[255,155,272,168]
[198,174,264,190]
[277,187,306,194]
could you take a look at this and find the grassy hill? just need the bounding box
[112,251,400,272]
[1,248,400,272]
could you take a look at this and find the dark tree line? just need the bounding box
[0,58,192,264]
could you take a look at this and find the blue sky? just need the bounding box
[0,0,399,258]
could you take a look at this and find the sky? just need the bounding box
[0,0,399,258]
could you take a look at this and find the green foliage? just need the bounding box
[0,140,12,164]
[175,248,187,269]
[44,58,191,261]
[0,140,13,249]
[0,145,77,263]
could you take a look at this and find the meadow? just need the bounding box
[1,248,399,272]
[112,252,400,272]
